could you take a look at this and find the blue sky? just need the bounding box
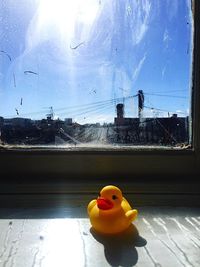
[0,0,192,124]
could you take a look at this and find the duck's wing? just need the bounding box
[125,209,138,222]
[122,197,132,211]
[87,199,97,214]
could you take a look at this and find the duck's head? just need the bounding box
[97,185,123,211]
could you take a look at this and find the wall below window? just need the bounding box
[0,180,199,208]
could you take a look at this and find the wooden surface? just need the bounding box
[0,207,200,267]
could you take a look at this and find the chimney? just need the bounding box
[116,103,124,119]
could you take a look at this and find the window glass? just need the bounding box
[0,0,193,148]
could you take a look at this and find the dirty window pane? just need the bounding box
[0,0,193,148]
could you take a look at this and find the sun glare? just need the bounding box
[38,0,99,38]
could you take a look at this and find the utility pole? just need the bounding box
[138,90,144,120]
[46,106,54,120]
[138,90,145,142]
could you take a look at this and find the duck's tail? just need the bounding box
[125,209,138,222]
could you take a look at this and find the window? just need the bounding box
[0,0,200,185]
[0,0,194,149]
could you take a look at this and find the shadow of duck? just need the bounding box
[90,224,147,267]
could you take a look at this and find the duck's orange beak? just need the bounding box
[97,197,114,210]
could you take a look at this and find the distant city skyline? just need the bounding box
[0,0,192,124]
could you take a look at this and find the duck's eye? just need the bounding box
[112,195,117,200]
[98,193,101,197]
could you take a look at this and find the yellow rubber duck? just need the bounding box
[87,185,138,234]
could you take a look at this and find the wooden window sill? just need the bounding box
[0,206,199,267]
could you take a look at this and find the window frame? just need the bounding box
[0,0,199,192]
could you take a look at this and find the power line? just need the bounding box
[54,94,137,113]
[6,94,138,118]
[144,105,188,115]
[144,92,188,99]
[57,101,115,118]
[144,89,188,94]
[56,99,116,117]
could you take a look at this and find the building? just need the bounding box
[114,103,189,145]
